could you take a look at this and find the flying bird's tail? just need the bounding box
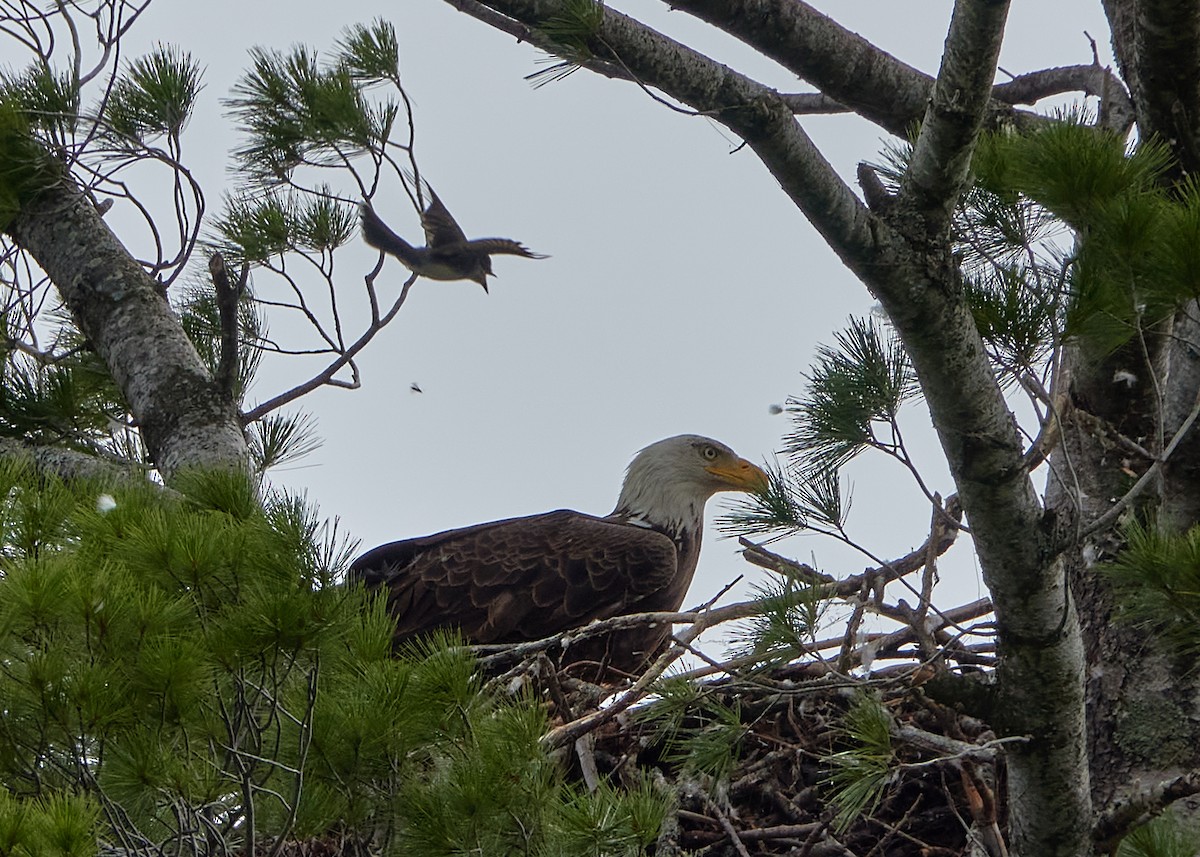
[463,238,549,260]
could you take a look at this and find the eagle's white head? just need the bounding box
[611,434,767,535]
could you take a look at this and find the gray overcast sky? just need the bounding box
[74,0,1109,645]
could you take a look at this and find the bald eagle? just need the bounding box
[349,435,768,672]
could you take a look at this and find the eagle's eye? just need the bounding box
[701,445,719,460]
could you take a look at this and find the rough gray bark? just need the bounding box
[0,436,152,485]
[7,178,249,479]
[1050,0,1200,824]
[661,0,933,137]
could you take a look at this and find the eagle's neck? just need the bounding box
[609,499,704,612]
[608,462,710,548]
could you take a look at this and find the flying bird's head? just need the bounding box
[471,257,495,292]
[612,435,768,533]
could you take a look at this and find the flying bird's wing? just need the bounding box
[348,510,679,645]
[419,189,470,248]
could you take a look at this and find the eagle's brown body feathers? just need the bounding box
[349,435,766,672]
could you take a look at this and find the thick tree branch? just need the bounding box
[444,0,881,277]
[1093,770,1200,851]
[660,0,932,137]
[7,178,249,478]
[445,0,635,83]
[0,436,149,485]
[660,1,1131,136]
[1130,0,1200,175]
[903,0,1010,228]
[447,3,1092,852]
[994,63,1135,133]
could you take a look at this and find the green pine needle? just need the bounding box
[250,411,324,473]
[0,65,80,141]
[334,20,401,83]
[106,46,204,142]
[963,262,1062,370]
[824,693,894,833]
[1118,813,1200,857]
[226,43,386,184]
[1102,521,1200,655]
[718,458,847,538]
[726,575,825,664]
[785,317,917,470]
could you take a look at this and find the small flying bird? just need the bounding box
[359,186,547,292]
[349,435,768,673]
[409,382,423,394]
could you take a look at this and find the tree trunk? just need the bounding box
[8,178,248,478]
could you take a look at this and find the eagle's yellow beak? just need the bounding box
[706,457,770,493]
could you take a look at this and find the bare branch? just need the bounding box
[1094,770,1200,851]
[209,253,248,401]
[240,268,417,424]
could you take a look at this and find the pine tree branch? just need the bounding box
[993,63,1134,133]
[443,5,1089,850]
[902,0,1010,229]
[738,494,962,598]
[442,0,882,276]
[0,436,149,484]
[444,0,635,83]
[1093,770,1200,851]
[658,0,932,137]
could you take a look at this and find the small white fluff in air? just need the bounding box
[768,403,784,415]
[1112,369,1138,387]
[96,494,117,514]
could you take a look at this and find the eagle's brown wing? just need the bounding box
[347,510,679,645]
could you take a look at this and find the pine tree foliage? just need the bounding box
[224,33,397,185]
[637,677,746,783]
[0,791,100,857]
[698,114,1200,847]
[529,0,606,86]
[105,46,203,144]
[1117,814,1200,857]
[722,575,826,669]
[975,120,1200,355]
[787,317,918,470]
[1103,522,1200,656]
[0,465,666,855]
[824,694,894,833]
[717,318,904,541]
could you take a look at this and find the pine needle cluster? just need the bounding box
[1102,522,1200,657]
[972,115,1200,357]
[224,22,400,186]
[0,466,666,855]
